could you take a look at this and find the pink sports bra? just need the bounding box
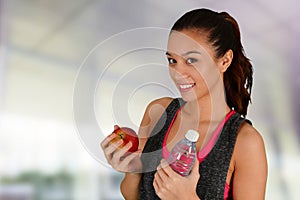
[162,109,235,200]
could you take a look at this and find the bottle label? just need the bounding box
[169,151,195,176]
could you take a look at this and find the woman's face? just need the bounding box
[167,29,223,102]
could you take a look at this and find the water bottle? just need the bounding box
[167,129,199,176]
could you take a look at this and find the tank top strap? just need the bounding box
[141,98,184,172]
[139,98,185,200]
[197,113,249,199]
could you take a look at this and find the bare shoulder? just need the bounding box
[231,121,268,199]
[236,122,265,151]
[138,97,174,140]
[233,121,267,167]
[147,97,174,109]
[144,97,174,119]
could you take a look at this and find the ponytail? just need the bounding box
[220,12,253,116]
[171,9,253,116]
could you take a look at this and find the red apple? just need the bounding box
[110,126,139,153]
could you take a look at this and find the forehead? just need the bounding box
[167,30,213,57]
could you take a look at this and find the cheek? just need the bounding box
[206,66,221,86]
[194,63,222,90]
[193,70,208,91]
[168,67,177,81]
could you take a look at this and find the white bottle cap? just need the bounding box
[185,129,199,142]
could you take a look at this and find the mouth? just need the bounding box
[178,83,196,92]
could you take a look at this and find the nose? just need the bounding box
[171,64,189,80]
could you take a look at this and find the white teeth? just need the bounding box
[179,83,194,89]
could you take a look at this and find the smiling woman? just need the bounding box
[166,30,223,103]
[101,8,267,200]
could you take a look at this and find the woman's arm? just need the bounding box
[120,97,173,199]
[232,122,268,199]
[120,172,142,200]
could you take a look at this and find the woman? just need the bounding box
[101,8,267,200]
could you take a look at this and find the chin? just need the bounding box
[180,93,198,102]
[180,89,210,103]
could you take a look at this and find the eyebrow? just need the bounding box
[165,50,201,56]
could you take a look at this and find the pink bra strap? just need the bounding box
[198,110,235,162]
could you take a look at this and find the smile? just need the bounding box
[178,83,195,90]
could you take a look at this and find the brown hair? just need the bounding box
[171,8,253,116]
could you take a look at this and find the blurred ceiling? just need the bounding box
[3,1,299,117]
[1,0,300,136]
[2,0,299,66]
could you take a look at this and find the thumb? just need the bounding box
[113,125,120,131]
[190,158,200,178]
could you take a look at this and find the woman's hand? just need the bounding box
[101,125,142,173]
[153,158,200,200]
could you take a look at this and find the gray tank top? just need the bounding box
[139,98,249,200]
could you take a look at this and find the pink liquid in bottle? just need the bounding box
[168,130,199,176]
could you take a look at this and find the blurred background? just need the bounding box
[0,0,299,199]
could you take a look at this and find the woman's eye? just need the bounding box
[186,58,198,64]
[167,58,177,64]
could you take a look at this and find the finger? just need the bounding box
[159,159,176,177]
[153,171,163,190]
[114,124,120,131]
[153,178,160,196]
[189,158,200,180]
[155,169,164,183]
[191,158,199,174]
[153,170,165,199]
[100,133,116,148]
[104,139,123,157]
[122,141,133,152]
[112,141,132,159]
[159,159,170,169]
[119,152,140,172]
[120,151,136,165]
[156,161,169,180]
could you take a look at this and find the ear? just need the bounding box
[218,49,233,73]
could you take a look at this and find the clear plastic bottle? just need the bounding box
[167,129,199,176]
